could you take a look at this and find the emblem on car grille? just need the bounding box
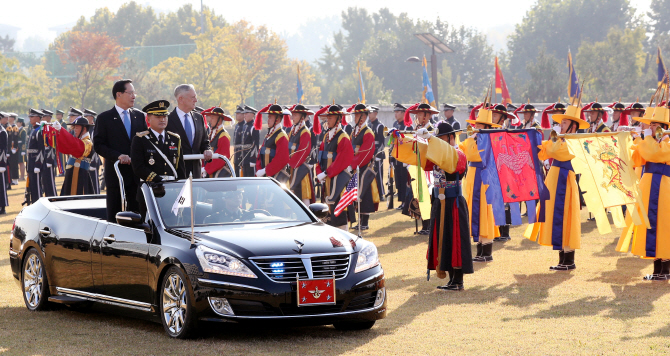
[293,239,304,254]
[309,286,324,299]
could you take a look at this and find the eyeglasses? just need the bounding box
[124,91,137,96]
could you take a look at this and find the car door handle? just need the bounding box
[39,227,51,236]
[103,235,116,243]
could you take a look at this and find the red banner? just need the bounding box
[495,57,512,105]
[490,132,539,203]
[296,278,336,306]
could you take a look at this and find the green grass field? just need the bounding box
[2,177,670,355]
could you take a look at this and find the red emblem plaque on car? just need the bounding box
[296,276,336,306]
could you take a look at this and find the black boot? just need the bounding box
[439,269,464,291]
[494,225,511,242]
[472,242,483,262]
[662,260,670,280]
[549,250,565,271]
[360,214,369,230]
[552,251,576,271]
[438,269,455,290]
[419,219,431,235]
[474,243,493,262]
[644,259,664,280]
[0,206,5,215]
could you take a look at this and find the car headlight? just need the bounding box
[355,243,380,273]
[196,246,257,278]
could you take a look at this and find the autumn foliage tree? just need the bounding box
[55,31,124,108]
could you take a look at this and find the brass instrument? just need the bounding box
[550,130,565,142]
[383,127,416,137]
[655,127,670,140]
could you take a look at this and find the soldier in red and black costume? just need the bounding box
[315,104,355,230]
[607,101,629,131]
[254,104,290,183]
[50,117,95,196]
[201,106,234,178]
[582,101,611,133]
[288,104,315,205]
[511,103,542,130]
[349,104,379,230]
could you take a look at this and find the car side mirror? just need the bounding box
[116,211,143,227]
[308,203,329,219]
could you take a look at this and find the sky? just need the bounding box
[0,0,653,52]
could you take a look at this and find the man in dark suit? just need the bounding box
[166,84,212,178]
[93,79,149,222]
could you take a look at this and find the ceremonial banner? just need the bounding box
[477,129,549,226]
[408,164,432,219]
[564,132,647,234]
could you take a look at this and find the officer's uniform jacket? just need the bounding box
[241,120,260,170]
[130,130,186,184]
[369,119,386,160]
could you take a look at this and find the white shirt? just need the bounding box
[151,129,165,143]
[115,105,131,120]
[175,107,195,139]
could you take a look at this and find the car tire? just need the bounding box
[21,249,50,311]
[159,266,198,339]
[333,320,376,331]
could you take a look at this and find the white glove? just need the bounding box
[317,172,327,182]
[250,162,256,167]
[553,126,561,135]
[11,148,16,154]
[5,154,8,158]
[89,167,96,171]
[417,128,432,139]
[375,157,381,161]
[543,159,551,171]
[21,152,25,156]
[346,166,352,173]
[201,167,207,178]
[34,168,40,173]
[52,120,61,131]
[46,163,52,168]
[403,163,408,167]
[40,121,47,126]
[0,167,6,173]
[306,164,313,169]
[643,128,652,138]
[256,168,266,177]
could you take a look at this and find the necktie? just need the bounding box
[158,134,163,145]
[184,113,193,146]
[122,110,131,138]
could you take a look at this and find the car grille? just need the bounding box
[347,291,377,311]
[251,254,351,283]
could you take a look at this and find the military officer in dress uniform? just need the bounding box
[16,117,27,181]
[241,105,260,178]
[349,104,380,230]
[83,109,102,193]
[0,113,10,190]
[443,104,460,130]
[39,109,58,196]
[6,113,20,186]
[233,105,246,177]
[0,115,9,214]
[50,117,95,196]
[131,100,186,219]
[25,109,46,205]
[254,104,290,184]
[288,104,315,205]
[582,102,611,133]
[201,106,234,177]
[391,103,411,210]
[311,106,329,201]
[368,106,386,202]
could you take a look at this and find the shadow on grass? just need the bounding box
[592,237,622,258]
[587,255,649,285]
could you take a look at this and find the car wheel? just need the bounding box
[160,266,198,339]
[22,249,50,311]
[333,320,376,331]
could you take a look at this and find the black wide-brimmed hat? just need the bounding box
[202,107,233,122]
[290,104,315,115]
[352,103,369,113]
[583,102,605,111]
[490,104,515,119]
[435,122,463,137]
[518,104,537,113]
[142,100,170,116]
[324,104,348,116]
[67,117,95,127]
[409,103,439,115]
[631,102,644,110]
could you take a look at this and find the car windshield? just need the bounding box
[152,179,313,228]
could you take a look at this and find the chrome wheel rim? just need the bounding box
[163,273,187,335]
[23,254,43,308]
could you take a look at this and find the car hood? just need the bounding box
[181,221,360,258]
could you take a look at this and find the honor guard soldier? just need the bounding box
[50,118,95,195]
[512,103,541,130]
[315,104,355,230]
[131,100,186,218]
[201,106,234,177]
[67,107,83,125]
[288,104,315,205]
[368,105,386,201]
[54,109,66,174]
[442,104,460,130]
[349,104,380,230]
[7,113,20,186]
[0,116,9,213]
[233,105,245,176]
[582,101,611,133]
[16,117,27,181]
[390,103,412,210]
[312,106,330,201]
[83,109,102,193]
[608,101,629,131]
[241,105,260,177]
[25,109,46,205]
[0,113,9,190]
[489,103,517,241]
[254,104,290,183]
[39,109,58,196]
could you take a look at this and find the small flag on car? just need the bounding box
[334,173,358,217]
[171,175,192,216]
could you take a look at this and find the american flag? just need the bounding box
[334,173,358,217]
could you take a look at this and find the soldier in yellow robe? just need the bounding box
[525,105,588,270]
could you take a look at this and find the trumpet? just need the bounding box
[383,127,417,137]
[550,130,565,142]
[655,127,670,140]
[466,126,493,136]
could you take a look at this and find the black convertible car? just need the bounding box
[8,170,386,338]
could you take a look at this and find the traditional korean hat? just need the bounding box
[201,106,233,122]
[410,103,439,115]
[552,105,590,129]
[435,121,463,137]
[66,116,95,127]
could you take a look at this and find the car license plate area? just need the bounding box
[296,277,336,306]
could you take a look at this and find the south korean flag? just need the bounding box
[171,175,192,216]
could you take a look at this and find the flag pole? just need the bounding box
[357,167,361,239]
[189,172,195,245]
